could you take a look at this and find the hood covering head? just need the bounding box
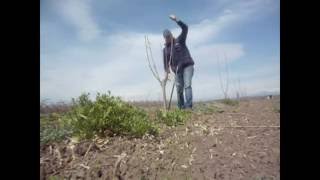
[163,29,172,38]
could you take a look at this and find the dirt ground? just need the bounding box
[40,96,280,180]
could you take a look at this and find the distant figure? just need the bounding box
[267,95,273,100]
[162,14,195,110]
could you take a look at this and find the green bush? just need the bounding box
[156,109,191,127]
[62,92,158,139]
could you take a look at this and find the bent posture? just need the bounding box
[163,15,195,109]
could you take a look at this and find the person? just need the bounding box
[163,14,195,110]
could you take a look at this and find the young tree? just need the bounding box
[144,36,175,111]
[217,51,230,100]
[232,77,241,101]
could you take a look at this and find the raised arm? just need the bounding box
[169,14,188,44]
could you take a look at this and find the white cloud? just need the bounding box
[191,72,279,101]
[169,1,277,47]
[215,0,278,14]
[54,0,101,41]
[41,27,245,102]
[41,0,279,102]
[192,43,245,66]
[169,13,238,47]
[224,9,232,13]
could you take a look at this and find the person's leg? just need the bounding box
[175,72,185,109]
[183,65,194,109]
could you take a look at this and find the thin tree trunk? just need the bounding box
[161,83,167,110]
[144,35,171,111]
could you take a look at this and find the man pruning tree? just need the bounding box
[163,15,195,110]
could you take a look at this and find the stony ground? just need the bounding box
[40,96,280,180]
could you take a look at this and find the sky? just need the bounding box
[40,0,280,103]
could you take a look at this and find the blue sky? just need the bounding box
[40,0,280,102]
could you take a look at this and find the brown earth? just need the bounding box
[40,96,280,180]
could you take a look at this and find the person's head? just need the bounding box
[163,29,174,44]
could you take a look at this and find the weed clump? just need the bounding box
[40,114,72,145]
[194,103,224,114]
[155,109,191,126]
[62,92,158,139]
[220,98,239,106]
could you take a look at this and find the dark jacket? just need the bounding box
[163,20,194,74]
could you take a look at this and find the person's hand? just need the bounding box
[169,14,178,22]
[167,73,174,81]
[162,72,169,82]
[164,72,169,80]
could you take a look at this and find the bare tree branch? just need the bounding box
[144,35,169,110]
[223,52,230,99]
[144,36,161,83]
[146,36,160,78]
[216,51,230,99]
[217,53,223,96]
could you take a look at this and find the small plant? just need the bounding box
[254,175,274,180]
[40,114,72,145]
[220,98,239,106]
[48,175,61,180]
[273,101,280,113]
[156,109,191,126]
[62,92,158,139]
